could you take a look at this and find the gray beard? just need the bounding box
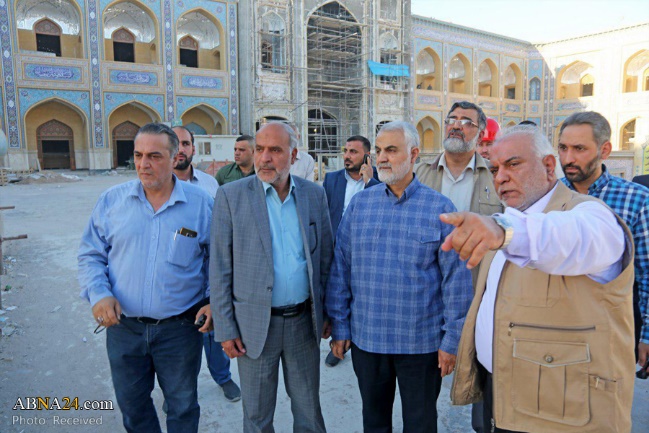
[443,134,479,153]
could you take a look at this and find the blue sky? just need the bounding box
[411,0,649,43]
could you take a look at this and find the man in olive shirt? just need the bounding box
[216,135,256,185]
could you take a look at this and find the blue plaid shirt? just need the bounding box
[562,165,649,344]
[325,176,473,355]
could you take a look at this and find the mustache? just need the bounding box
[447,131,465,139]
[378,163,392,169]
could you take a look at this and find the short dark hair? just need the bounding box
[559,111,611,148]
[447,101,487,131]
[346,135,371,152]
[519,120,537,126]
[173,125,194,144]
[135,123,179,157]
[236,134,255,150]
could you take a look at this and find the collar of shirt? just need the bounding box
[439,152,476,183]
[129,174,187,213]
[381,173,421,203]
[262,175,297,203]
[562,164,609,195]
[344,169,364,184]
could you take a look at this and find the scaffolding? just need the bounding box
[251,1,412,159]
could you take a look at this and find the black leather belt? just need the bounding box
[122,315,183,325]
[271,301,308,318]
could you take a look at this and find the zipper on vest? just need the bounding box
[508,322,596,336]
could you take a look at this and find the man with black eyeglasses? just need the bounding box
[415,101,502,433]
[416,101,502,217]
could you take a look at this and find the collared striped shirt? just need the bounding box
[563,165,649,343]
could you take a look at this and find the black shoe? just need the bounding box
[220,379,241,402]
[325,349,341,367]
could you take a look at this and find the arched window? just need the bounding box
[621,120,636,151]
[504,64,522,100]
[380,33,399,65]
[112,28,135,63]
[580,74,594,97]
[529,78,541,101]
[177,10,223,70]
[623,50,649,93]
[179,35,198,68]
[416,49,440,91]
[478,60,497,97]
[261,13,286,72]
[34,19,62,56]
[17,0,83,58]
[557,61,593,99]
[449,54,471,94]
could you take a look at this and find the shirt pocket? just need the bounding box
[512,339,591,427]
[167,231,200,268]
[408,227,441,259]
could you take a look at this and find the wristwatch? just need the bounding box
[491,214,514,249]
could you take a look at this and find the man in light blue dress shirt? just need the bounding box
[172,125,241,403]
[78,123,213,433]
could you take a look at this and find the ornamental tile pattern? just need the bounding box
[89,0,103,147]
[103,92,164,119]
[164,0,175,120]
[0,0,19,148]
[228,3,239,134]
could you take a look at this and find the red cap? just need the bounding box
[482,118,500,143]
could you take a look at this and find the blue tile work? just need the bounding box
[104,93,164,119]
[414,38,442,57]
[89,0,104,147]
[529,59,543,80]
[100,0,161,18]
[0,0,19,148]
[19,89,91,119]
[0,89,4,133]
[174,0,227,24]
[25,64,83,82]
[446,44,472,62]
[176,96,227,119]
[181,75,223,89]
[228,3,238,134]
[164,0,175,120]
[110,70,159,86]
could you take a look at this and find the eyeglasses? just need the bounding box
[93,314,142,335]
[444,118,479,128]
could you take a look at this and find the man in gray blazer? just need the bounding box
[210,122,334,433]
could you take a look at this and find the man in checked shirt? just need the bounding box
[558,111,649,376]
[325,121,473,433]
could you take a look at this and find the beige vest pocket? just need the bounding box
[512,339,591,427]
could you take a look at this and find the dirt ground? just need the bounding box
[0,171,647,433]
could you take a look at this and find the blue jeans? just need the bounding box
[106,317,202,433]
[203,331,231,385]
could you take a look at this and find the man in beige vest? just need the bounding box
[440,125,635,433]
[415,101,502,216]
[415,101,501,433]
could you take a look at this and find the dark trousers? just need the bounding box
[481,365,524,433]
[351,343,443,433]
[107,317,202,433]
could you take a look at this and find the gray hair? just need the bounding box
[135,122,179,158]
[559,111,611,147]
[496,124,553,158]
[448,101,487,132]
[261,121,299,150]
[377,121,420,151]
